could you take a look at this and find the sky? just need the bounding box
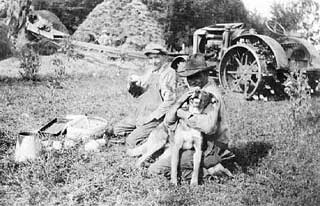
[242,0,320,17]
[241,0,289,18]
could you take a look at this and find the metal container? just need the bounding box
[14,132,41,162]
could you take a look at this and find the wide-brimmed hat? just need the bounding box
[178,53,209,77]
[144,43,167,56]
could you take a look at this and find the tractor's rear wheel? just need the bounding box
[219,45,262,99]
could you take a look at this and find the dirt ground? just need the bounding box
[0,52,320,205]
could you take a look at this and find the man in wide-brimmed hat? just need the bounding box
[148,53,235,179]
[113,43,177,147]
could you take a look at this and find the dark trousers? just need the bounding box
[114,117,162,147]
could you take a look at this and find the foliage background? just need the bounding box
[270,0,320,44]
[6,0,320,49]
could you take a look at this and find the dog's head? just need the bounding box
[188,88,216,114]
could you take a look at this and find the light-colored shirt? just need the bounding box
[134,62,177,125]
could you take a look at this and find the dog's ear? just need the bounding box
[201,92,214,107]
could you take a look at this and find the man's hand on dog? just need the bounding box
[176,90,194,105]
[177,108,192,120]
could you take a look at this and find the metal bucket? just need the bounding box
[14,132,41,162]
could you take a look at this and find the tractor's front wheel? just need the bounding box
[219,44,263,99]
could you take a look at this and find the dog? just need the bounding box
[125,89,211,168]
[170,88,214,185]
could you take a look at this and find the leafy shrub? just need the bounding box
[284,69,312,122]
[51,55,66,80]
[59,37,84,61]
[18,45,41,80]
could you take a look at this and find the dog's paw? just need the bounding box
[190,179,198,186]
[126,149,136,157]
[170,179,178,186]
[135,159,145,168]
[207,163,234,178]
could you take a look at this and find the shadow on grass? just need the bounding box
[0,75,47,85]
[0,76,23,83]
[0,75,77,88]
[228,141,273,173]
[302,113,320,126]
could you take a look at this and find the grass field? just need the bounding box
[0,56,320,206]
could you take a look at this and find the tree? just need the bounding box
[270,0,320,44]
[7,0,33,37]
[145,0,248,50]
[245,10,270,35]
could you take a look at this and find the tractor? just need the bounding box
[191,21,320,99]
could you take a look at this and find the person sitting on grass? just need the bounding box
[113,43,177,147]
[148,53,235,180]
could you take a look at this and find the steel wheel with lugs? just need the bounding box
[219,44,262,99]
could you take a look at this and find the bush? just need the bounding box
[18,45,41,80]
[286,70,311,112]
[58,37,84,61]
[283,67,313,136]
[51,55,66,80]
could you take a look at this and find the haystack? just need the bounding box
[73,0,165,51]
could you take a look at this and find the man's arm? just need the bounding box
[164,89,196,126]
[143,67,177,123]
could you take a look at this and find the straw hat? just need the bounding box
[144,43,167,56]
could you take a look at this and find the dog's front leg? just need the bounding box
[190,144,202,186]
[170,143,180,185]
